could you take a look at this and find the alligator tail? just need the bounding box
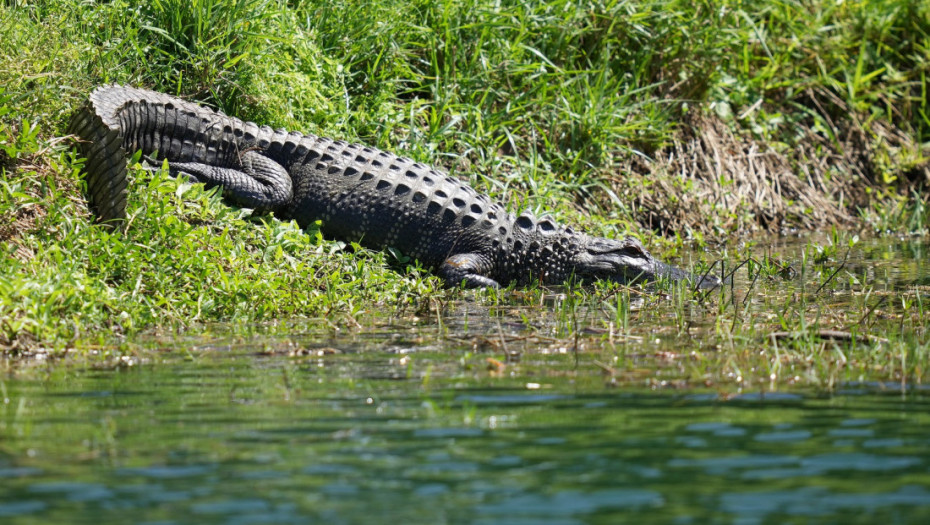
[67,86,132,227]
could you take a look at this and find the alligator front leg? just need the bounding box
[439,253,500,288]
[165,150,293,211]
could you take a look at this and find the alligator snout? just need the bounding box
[575,236,721,289]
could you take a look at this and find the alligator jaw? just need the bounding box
[653,258,722,290]
[573,236,721,289]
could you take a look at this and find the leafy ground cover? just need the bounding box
[1,0,928,365]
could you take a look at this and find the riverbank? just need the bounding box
[1,0,928,355]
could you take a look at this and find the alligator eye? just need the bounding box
[618,239,647,257]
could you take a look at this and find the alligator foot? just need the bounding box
[439,253,500,288]
[160,150,293,211]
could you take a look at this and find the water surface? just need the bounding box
[4,345,930,524]
[2,234,929,523]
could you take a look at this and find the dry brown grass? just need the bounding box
[617,104,928,238]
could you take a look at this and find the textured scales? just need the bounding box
[69,85,719,289]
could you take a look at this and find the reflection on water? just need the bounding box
[2,352,929,524]
[2,234,929,523]
[743,233,927,288]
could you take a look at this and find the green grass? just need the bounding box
[1,0,928,370]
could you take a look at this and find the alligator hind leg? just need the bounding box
[439,253,500,288]
[164,150,293,211]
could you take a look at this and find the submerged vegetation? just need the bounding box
[1,0,928,388]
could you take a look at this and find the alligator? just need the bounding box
[68,85,719,289]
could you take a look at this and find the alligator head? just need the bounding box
[572,235,720,289]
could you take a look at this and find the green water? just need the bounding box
[2,347,929,524]
[2,235,929,523]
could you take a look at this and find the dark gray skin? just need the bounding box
[68,85,719,289]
